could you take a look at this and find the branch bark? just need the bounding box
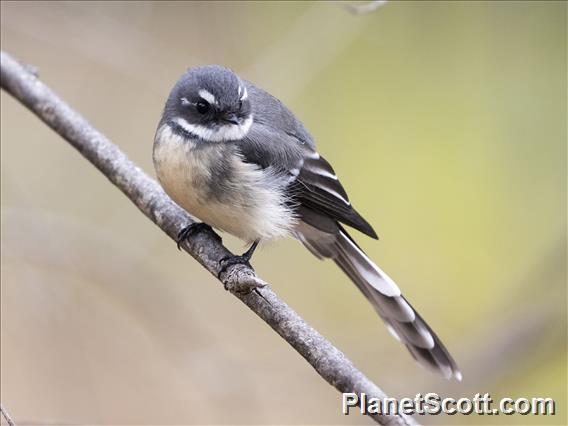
[0,50,418,426]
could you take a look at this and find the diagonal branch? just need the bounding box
[0,404,16,426]
[0,50,418,426]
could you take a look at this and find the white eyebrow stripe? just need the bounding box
[240,86,248,100]
[198,89,217,105]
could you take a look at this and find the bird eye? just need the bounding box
[196,100,210,114]
[238,100,243,110]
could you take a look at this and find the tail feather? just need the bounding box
[295,222,461,381]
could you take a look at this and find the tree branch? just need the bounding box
[0,50,418,426]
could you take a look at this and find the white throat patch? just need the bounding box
[172,115,254,142]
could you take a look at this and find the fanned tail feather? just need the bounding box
[296,223,461,380]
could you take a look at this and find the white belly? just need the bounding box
[153,125,296,242]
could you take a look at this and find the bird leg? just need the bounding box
[176,222,220,250]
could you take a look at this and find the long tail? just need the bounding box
[295,222,461,380]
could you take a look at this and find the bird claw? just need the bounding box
[217,240,259,278]
[176,222,220,250]
[217,254,253,279]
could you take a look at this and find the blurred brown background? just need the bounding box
[1,1,566,425]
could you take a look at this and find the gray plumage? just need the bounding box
[153,65,461,380]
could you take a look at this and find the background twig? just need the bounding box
[0,50,418,426]
[0,404,16,426]
[339,0,388,15]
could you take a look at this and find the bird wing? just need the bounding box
[235,121,377,238]
[238,82,378,239]
[292,151,377,238]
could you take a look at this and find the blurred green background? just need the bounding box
[1,1,566,425]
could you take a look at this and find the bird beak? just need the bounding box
[222,112,239,125]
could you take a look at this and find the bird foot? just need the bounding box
[217,240,258,276]
[217,254,253,281]
[176,222,220,250]
[218,241,264,294]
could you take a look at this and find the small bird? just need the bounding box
[153,65,461,380]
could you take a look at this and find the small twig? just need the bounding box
[0,50,418,425]
[0,404,16,426]
[341,0,388,15]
